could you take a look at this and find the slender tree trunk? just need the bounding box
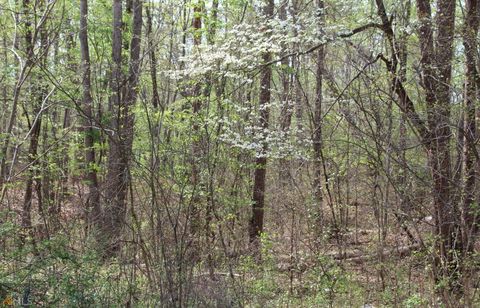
[416,0,460,294]
[146,4,160,110]
[204,0,220,278]
[0,0,33,185]
[431,0,459,292]
[22,108,42,238]
[292,0,304,139]
[249,0,274,249]
[461,0,479,254]
[21,0,42,240]
[312,0,325,232]
[278,0,293,186]
[279,0,292,133]
[103,0,124,255]
[1,36,7,141]
[207,0,219,44]
[189,0,204,236]
[375,0,460,294]
[103,0,143,256]
[79,0,101,231]
[396,0,417,244]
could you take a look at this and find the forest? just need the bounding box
[0,0,479,306]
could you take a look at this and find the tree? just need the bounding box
[415,0,458,294]
[312,0,326,233]
[189,0,204,236]
[461,0,479,255]
[1,0,480,305]
[79,0,101,231]
[21,0,48,241]
[249,0,274,250]
[376,0,460,295]
[102,0,143,256]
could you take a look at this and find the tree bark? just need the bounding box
[189,0,204,236]
[79,0,101,231]
[312,0,325,232]
[292,0,304,139]
[21,0,43,241]
[103,0,143,256]
[397,0,416,245]
[375,0,460,294]
[427,0,458,292]
[461,0,479,254]
[415,0,460,294]
[278,0,293,186]
[249,0,274,249]
[146,5,160,109]
[279,0,293,134]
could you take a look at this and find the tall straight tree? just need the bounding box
[190,0,204,235]
[146,3,160,109]
[461,0,479,254]
[312,0,325,232]
[103,0,143,255]
[22,0,47,238]
[396,0,416,244]
[249,0,274,248]
[278,0,293,185]
[415,0,458,292]
[79,0,100,230]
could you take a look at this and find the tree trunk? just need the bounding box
[397,0,417,244]
[312,0,325,232]
[376,0,460,294]
[189,0,204,236]
[103,0,143,256]
[79,0,101,231]
[0,0,34,185]
[416,0,460,294]
[249,0,274,249]
[146,5,160,110]
[292,0,304,140]
[21,0,43,241]
[278,0,293,186]
[461,0,479,254]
